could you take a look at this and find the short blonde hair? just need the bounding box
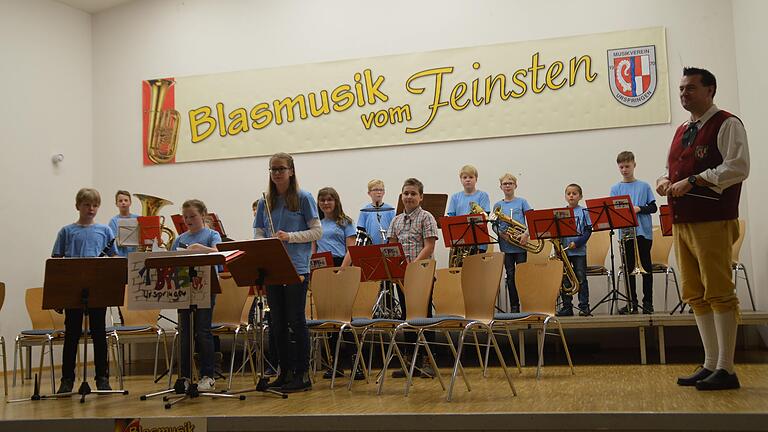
[367,179,385,191]
[459,165,478,178]
[76,188,101,207]
[499,173,518,184]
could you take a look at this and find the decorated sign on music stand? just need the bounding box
[439,214,492,248]
[348,243,407,281]
[585,195,638,232]
[310,251,334,274]
[659,204,673,236]
[525,207,578,240]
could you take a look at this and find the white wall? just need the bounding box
[733,0,768,315]
[0,0,93,352]
[91,0,758,315]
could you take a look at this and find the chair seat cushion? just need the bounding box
[493,312,535,321]
[350,318,402,327]
[306,319,345,327]
[406,316,466,326]
[20,329,57,336]
[110,325,153,332]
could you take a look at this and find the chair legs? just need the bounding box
[2,336,7,399]
[537,316,574,379]
[447,323,515,402]
[734,263,756,311]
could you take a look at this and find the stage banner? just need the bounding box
[115,417,206,432]
[142,27,669,165]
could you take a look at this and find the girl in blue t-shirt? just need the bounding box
[315,187,356,267]
[171,199,222,392]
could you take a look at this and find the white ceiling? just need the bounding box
[55,0,134,14]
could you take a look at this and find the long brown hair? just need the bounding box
[317,187,352,227]
[267,152,300,211]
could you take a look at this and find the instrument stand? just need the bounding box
[218,238,304,399]
[8,257,129,403]
[136,254,246,408]
[590,229,631,315]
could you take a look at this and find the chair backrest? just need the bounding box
[402,259,437,321]
[240,295,256,325]
[212,276,251,326]
[515,260,563,314]
[311,266,362,322]
[433,268,465,317]
[119,288,160,327]
[731,219,746,264]
[525,241,553,265]
[650,225,673,267]
[351,281,380,319]
[25,287,55,330]
[0,281,5,312]
[461,252,504,321]
[586,230,610,268]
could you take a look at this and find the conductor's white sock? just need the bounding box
[694,312,718,371]
[714,310,738,374]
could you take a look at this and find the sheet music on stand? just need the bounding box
[348,243,408,282]
[310,251,334,274]
[524,207,579,240]
[584,195,638,233]
[439,214,493,248]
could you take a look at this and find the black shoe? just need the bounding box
[322,368,344,379]
[695,369,740,391]
[267,371,292,389]
[392,365,421,378]
[677,366,714,386]
[556,308,574,317]
[353,366,365,381]
[174,377,190,394]
[281,372,311,393]
[618,305,638,315]
[263,365,277,377]
[419,363,435,379]
[56,377,74,394]
[510,305,521,313]
[642,304,654,314]
[95,376,112,391]
[578,308,591,317]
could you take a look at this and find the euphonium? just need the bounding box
[448,202,486,267]
[549,240,580,295]
[134,193,176,250]
[145,79,180,164]
[491,207,544,254]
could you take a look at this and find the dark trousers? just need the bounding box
[622,236,653,308]
[62,308,108,380]
[504,252,527,310]
[266,276,310,374]
[560,255,590,311]
[178,295,216,378]
[395,283,434,358]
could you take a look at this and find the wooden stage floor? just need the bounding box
[2,362,768,431]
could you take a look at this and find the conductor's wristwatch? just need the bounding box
[687,175,698,186]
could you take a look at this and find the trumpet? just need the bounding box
[448,202,486,267]
[549,240,580,295]
[491,207,544,254]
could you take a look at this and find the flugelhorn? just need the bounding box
[134,193,176,250]
[491,206,544,254]
[145,79,180,164]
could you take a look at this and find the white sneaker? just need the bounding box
[198,376,215,392]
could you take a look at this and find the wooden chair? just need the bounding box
[649,226,682,312]
[211,276,253,390]
[13,288,62,394]
[732,219,756,311]
[306,266,362,388]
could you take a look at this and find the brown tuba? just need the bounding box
[491,206,544,254]
[145,79,180,164]
[549,240,580,295]
[134,193,176,250]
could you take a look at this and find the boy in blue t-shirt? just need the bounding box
[610,151,657,314]
[108,190,139,257]
[52,188,116,394]
[356,179,395,245]
[556,184,592,317]
[447,165,491,259]
[492,173,531,313]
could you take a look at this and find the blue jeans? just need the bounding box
[560,255,590,311]
[504,252,527,310]
[178,295,216,378]
[266,275,310,374]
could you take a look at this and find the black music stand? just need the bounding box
[585,196,638,315]
[10,257,129,403]
[138,252,246,408]
[349,243,408,319]
[217,238,301,399]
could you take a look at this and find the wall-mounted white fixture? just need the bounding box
[52,153,64,164]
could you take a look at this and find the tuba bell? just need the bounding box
[134,193,176,250]
[491,206,544,254]
[145,79,180,164]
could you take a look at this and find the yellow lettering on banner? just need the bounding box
[546,61,566,90]
[471,62,484,106]
[360,105,411,129]
[273,95,308,125]
[529,53,546,94]
[227,108,249,135]
[189,106,216,143]
[450,82,469,110]
[216,103,227,137]
[354,73,366,107]
[486,74,512,102]
[570,55,597,85]
[363,69,389,104]
[308,91,331,117]
[405,67,453,133]
[510,69,528,98]
[331,85,354,112]
[250,103,273,129]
